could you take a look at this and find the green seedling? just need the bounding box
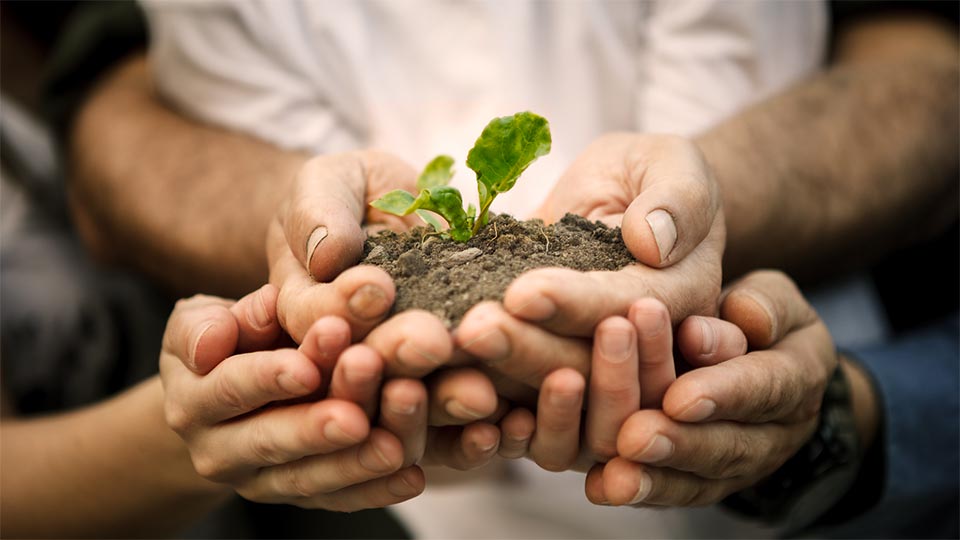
[371,111,551,242]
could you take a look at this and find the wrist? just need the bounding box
[839,355,880,455]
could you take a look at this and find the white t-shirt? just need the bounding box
[142,1,827,537]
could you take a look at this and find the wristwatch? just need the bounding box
[722,365,861,533]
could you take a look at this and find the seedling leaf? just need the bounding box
[370,189,417,215]
[417,155,456,190]
[415,209,445,232]
[466,112,551,196]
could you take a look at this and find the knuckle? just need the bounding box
[164,401,193,434]
[214,373,248,415]
[192,452,229,482]
[282,464,317,498]
[716,430,753,478]
[248,422,285,466]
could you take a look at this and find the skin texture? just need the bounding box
[61,10,952,519]
[0,377,229,538]
[159,285,428,511]
[524,270,879,508]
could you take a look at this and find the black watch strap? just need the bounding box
[722,365,861,534]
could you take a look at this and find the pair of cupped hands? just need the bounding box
[159,134,836,512]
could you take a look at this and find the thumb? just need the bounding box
[283,152,420,282]
[282,152,369,282]
[719,270,817,349]
[620,136,720,268]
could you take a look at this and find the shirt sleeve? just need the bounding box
[139,0,363,154]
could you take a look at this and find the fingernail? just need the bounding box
[348,284,391,320]
[470,327,510,364]
[344,362,378,386]
[476,439,498,453]
[634,305,667,338]
[444,399,487,420]
[676,398,717,422]
[636,435,674,463]
[252,287,273,329]
[387,470,422,497]
[276,372,308,395]
[398,342,444,368]
[549,388,582,408]
[359,440,396,472]
[189,322,215,371]
[514,294,556,321]
[645,209,677,264]
[739,289,777,342]
[306,226,329,278]
[600,328,633,363]
[388,401,418,415]
[697,317,717,356]
[323,421,361,446]
[628,471,653,504]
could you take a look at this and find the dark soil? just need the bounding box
[363,214,634,328]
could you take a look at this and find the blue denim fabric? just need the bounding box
[820,314,959,538]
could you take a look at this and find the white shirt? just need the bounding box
[142,1,827,537]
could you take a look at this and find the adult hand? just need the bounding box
[515,297,722,473]
[456,133,725,396]
[585,271,836,507]
[268,150,421,343]
[159,285,425,511]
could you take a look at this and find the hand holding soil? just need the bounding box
[266,150,424,343]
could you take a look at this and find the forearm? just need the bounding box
[69,54,309,297]
[0,377,230,538]
[699,16,959,281]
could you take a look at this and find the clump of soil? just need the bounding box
[362,214,634,328]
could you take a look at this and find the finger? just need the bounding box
[185,348,322,425]
[364,310,453,377]
[328,344,383,418]
[676,316,748,367]
[629,298,676,408]
[163,296,238,375]
[616,409,814,480]
[270,227,396,342]
[503,252,720,337]
[529,368,585,472]
[299,316,352,395]
[498,407,535,459]
[378,378,428,467]
[586,317,639,462]
[456,302,591,388]
[602,458,747,507]
[719,270,816,349]
[229,284,283,353]
[584,463,608,505]
[619,136,720,268]
[427,368,499,426]
[193,399,370,482]
[296,466,425,512]
[239,427,403,501]
[284,152,421,282]
[423,423,500,470]
[663,322,835,424]
[282,154,368,282]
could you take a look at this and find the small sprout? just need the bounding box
[370,112,551,242]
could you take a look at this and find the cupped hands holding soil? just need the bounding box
[363,213,634,328]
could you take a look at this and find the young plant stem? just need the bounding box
[472,196,496,236]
